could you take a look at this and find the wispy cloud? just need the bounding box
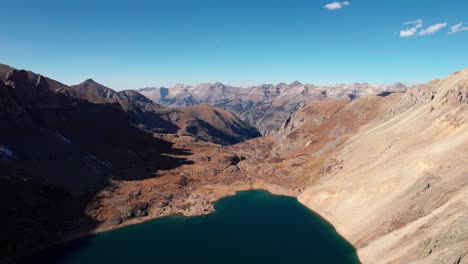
[419,22,447,36]
[324,1,351,10]
[400,19,423,37]
[404,19,423,26]
[448,22,468,34]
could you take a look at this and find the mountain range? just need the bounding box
[0,64,261,146]
[137,81,407,134]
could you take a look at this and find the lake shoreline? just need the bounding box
[24,189,361,264]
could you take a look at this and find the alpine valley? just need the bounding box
[1,63,467,264]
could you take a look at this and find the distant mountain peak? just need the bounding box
[212,82,225,88]
[392,82,407,89]
[173,83,190,89]
[76,78,109,89]
[290,81,302,86]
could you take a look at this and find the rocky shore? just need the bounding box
[81,134,301,236]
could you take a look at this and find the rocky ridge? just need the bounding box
[138,81,407,135]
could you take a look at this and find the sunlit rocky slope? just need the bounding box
[298,69,468,263]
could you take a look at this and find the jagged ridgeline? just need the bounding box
[0,64,261,146]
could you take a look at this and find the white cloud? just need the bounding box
[400,28,417,37]
[324,2,342,10]
[419,22,447,35]
[448,22,468,34]
[324,1,351,10]
[400,19,423,37]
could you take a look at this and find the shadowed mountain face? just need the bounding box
[0,64,68,92]
[0,67,196,260]
[137,81,407,135]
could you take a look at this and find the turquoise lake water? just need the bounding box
[27,190,360,263]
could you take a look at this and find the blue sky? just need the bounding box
[1,0,467,90]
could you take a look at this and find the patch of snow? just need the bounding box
[87,153,113,168]
[56,132,72,144]
[129,122,155,134]
[0,145,14,160]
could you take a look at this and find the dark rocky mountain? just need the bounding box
[0,63,68,92]
[0,67,187,260]
[157,104,261,145]
[137,81,408,135]
[67,78,261,145]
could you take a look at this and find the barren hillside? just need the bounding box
[297,69,468,263]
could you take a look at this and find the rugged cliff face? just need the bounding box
[137,81,407,135]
